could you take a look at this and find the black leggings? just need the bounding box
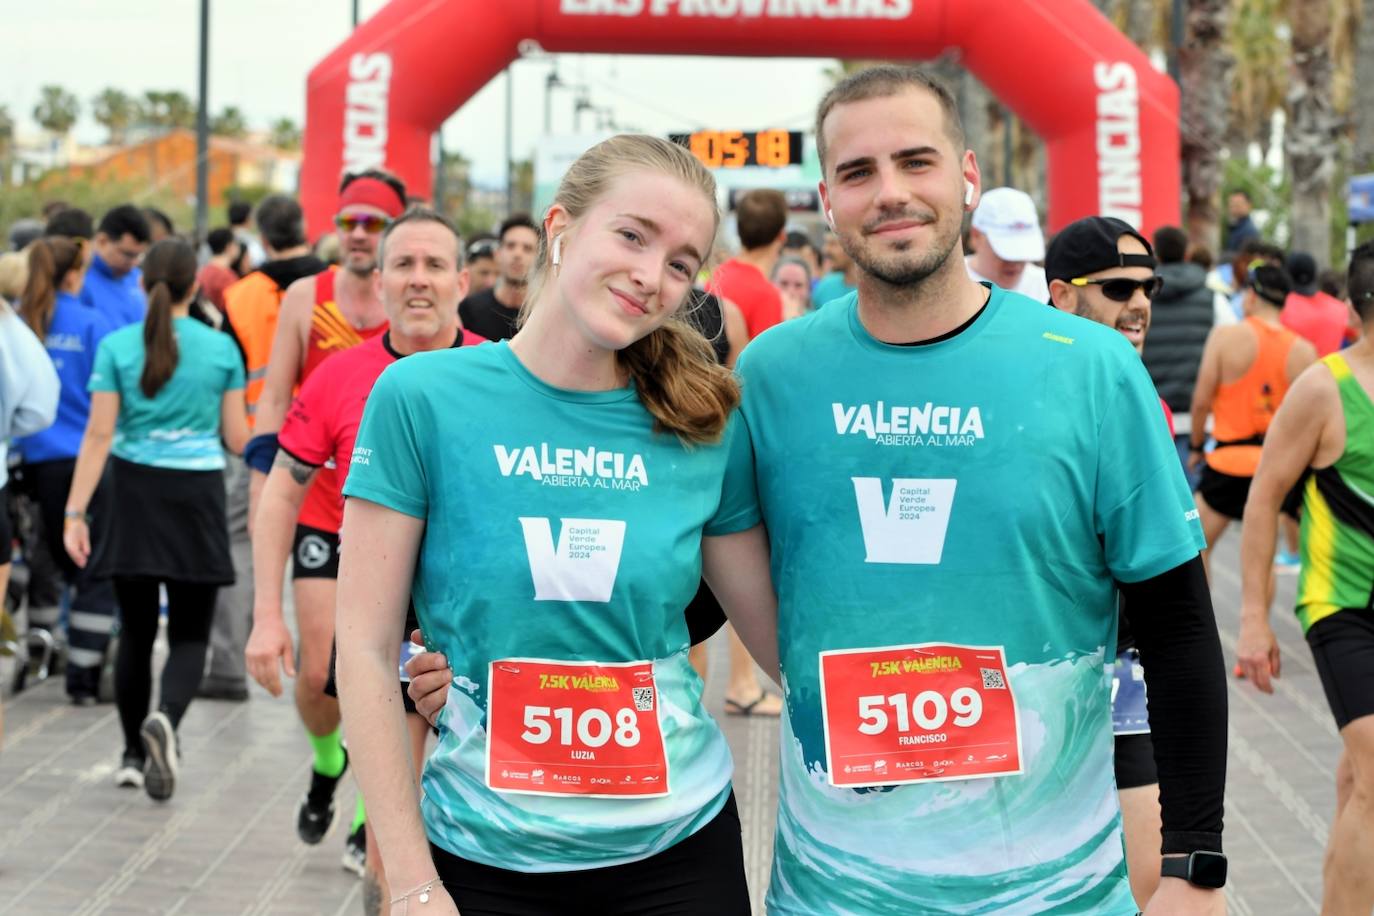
[430,793,751,916]
[113,577,219,757]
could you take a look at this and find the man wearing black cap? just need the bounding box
[1045,216,1184,910]
[1283,250,1353,357]
[1188,260,1317,580]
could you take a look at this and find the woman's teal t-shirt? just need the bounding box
[88,316,244,470]
[342,341,760,872]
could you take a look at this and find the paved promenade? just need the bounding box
[0,534,1343,914]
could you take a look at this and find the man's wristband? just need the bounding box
[63,509,89,525]
[243,433,280,474]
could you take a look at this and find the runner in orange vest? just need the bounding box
[1189,259,1317,583]
[242,169,407,876]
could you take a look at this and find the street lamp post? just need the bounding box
[194,0,210,243]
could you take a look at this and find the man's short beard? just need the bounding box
[346,255,377,277]
[850,231,960,289]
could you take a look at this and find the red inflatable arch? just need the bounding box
[302,0,1179,240]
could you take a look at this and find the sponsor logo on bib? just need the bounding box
[519,517,627,602]
[852,478,957,565]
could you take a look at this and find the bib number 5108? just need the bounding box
[521,706,641,748]
[857,688,983,735]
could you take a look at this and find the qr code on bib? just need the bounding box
[980,668,1006,690]
[632,687,655,711]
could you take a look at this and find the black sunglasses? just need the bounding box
[1069,275,1162,302]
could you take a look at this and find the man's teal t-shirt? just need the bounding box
[812,271,857,308]
[737,288,1204,915]
[342,341,760,872]
[88,316,244,470]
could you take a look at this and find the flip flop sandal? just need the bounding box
[725,690,782,717]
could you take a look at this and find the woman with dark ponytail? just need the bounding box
[63,238,249,803]
[12,237,121,704]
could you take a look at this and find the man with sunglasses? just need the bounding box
[241,170,406,873]
[465,235,500,294]
[1046,216,1181,910]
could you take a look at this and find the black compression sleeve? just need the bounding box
[1119,554,1227,854]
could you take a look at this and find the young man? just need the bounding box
[250,208,482,913]
[457,215,538,341]
[409,67,1229,914]
[242,171,406,870]
[197,228,242,313]
[1237,241,1374,916]
[964,186,1048,300]
[707,189,788,339]
[464,236,499,294]
[81,205,151,328]
[1283,250,1353,357]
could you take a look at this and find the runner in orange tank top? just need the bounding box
[1188,259,1317,579]
[242,168,407,879]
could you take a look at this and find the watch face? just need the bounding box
[1190,852,1228,888]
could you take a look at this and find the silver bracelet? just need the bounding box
[390,877,438,911]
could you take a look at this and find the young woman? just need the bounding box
[772,254,813,318]
[336,135,777,915]
[63,238,249,802]
[14,237,119,704]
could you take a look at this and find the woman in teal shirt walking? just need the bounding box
[64,238,249,802]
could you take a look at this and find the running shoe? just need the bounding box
[341,822,366,877]
[297,748,348,845]
[115,753,145,789]
[1274,550,1301,574]
[139,711,178,802]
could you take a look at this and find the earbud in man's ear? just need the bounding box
[824,208,835,230]
[552,235,562,267]
[964,181,975,207]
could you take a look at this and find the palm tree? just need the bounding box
[91,88,135,145]
[1180,0,1234,249]
[269,117,301,151]
[211,106,248,139]
[1287,0,1338,259]
[33,85,80,141]
[1353,0,1374,174]
[1229,0,1288,161]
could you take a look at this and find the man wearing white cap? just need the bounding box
[966,186,1049,300]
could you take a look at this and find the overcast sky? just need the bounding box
[2,1,835,186]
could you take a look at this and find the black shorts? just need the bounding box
[1306,609,1374,730]
[684,579,726,646]
[1114,733,1158,790]
[291,524,340,580]
[1197,465,1251,521]
[429,793,750,916]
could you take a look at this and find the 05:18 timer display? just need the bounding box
[669,130,804,169]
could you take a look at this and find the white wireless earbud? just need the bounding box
[551,234,562,267]
[824,208,835,230]
[964,181,975,207]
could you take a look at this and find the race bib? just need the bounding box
[819,643,1022,787]
[1110,649,1150,736]
[486,658,669,798]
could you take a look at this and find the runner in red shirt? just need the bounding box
[707,188,788,340]
[246,209,475,900]
[1283,252,1351,357]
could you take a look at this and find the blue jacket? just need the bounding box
[80,254,146,328]
[15,291,114,463]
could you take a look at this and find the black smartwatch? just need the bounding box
[1161,851,1227,888]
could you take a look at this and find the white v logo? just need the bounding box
[518,517,627,602]
[851,478,957,565]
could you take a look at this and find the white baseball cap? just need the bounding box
[971,187,1045,263]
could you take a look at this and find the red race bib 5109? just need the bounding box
[819,643,1022,788]
[486,658,669,798]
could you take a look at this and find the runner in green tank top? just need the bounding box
[1238,241,1374,915]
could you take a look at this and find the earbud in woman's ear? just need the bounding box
[552,235,562,267]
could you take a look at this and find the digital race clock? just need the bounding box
[669,130,804,169]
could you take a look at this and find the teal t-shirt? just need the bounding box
[342,341,760,872]
[88,316,244,470]
[812,271,857,308]
[738,289,1204,915]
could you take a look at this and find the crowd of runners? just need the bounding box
[0,63,1371,915]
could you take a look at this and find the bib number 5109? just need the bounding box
[521,706,641,748]
[857,688,983,735]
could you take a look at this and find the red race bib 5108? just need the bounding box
[486,658,669,798]
[819,643,1022,788]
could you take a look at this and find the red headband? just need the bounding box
[338,177,405,218]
